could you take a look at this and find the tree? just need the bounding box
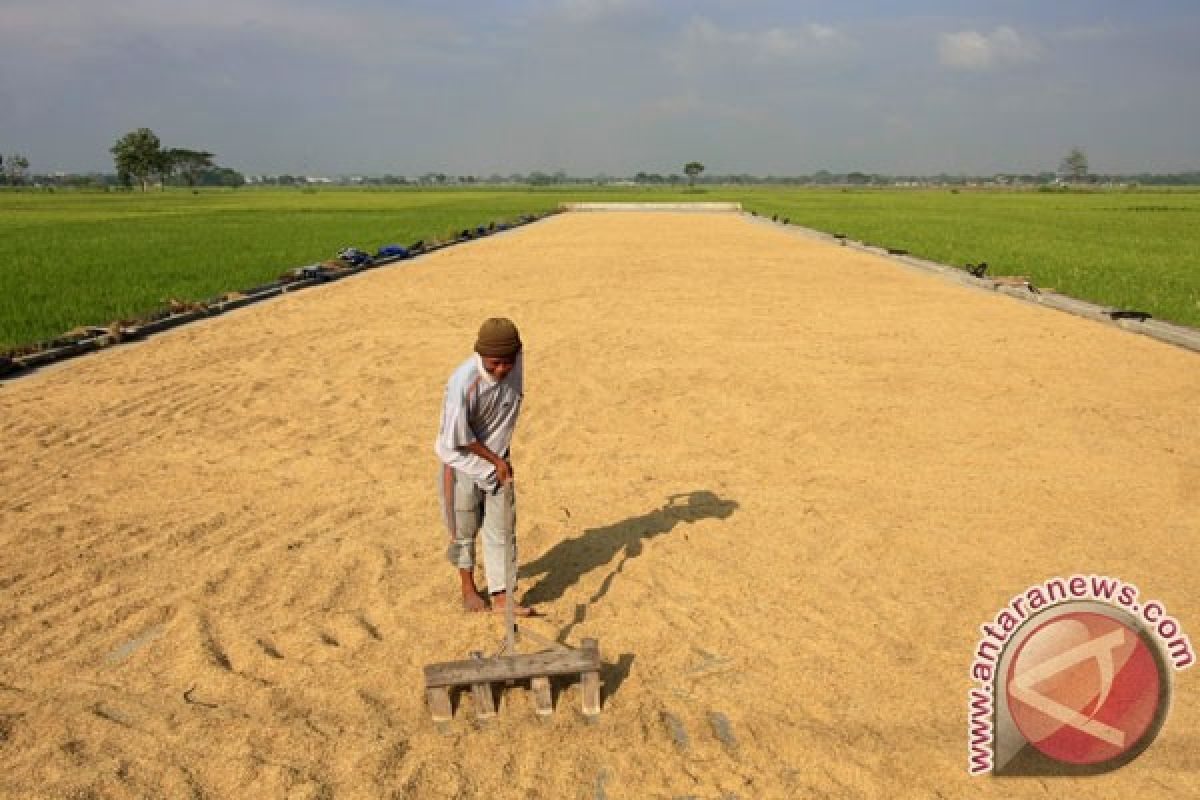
[2,153,31,186]
[165,148,215,188]
[1060,146,1089,182]
[154,149,175,190]
[110,128,164,191]
[684,161,705,187]
[213,167,245,188]
[192,166,243,188]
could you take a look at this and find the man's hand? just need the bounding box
[463,441,513,486]
[493,458,513,486]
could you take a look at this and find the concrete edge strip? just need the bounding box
[0,212,560,382]
[743,213,1200,356]
[561,202,743,212]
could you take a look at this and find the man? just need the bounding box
[435,318,536,615]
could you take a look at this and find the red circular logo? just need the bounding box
[1006,611,1163,765]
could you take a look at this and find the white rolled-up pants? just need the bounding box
[437,464,516,594]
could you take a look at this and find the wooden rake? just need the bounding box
[424,483,601,727]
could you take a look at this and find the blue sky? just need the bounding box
[1,0,1197,175]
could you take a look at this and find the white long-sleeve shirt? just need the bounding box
[434,352,524,491]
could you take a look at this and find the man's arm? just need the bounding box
[461,441,512,485]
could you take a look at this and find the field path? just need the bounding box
[1,212,1197,798]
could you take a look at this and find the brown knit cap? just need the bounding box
[474,317,522,358]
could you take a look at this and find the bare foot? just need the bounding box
[459,568,488,612]
[491,593,541,617]
[462,588,488,612]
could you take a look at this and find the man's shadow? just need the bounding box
[519,490,738,607]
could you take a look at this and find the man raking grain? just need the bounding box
[435,317,537,617]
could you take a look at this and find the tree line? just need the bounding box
[4,141,1199,189]
[2,130,243,189]
[109,128,242,190]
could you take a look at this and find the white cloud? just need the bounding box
[938,26,1041,71]
[669,17,853,73]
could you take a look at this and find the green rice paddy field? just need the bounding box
[1,187,1198,352]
